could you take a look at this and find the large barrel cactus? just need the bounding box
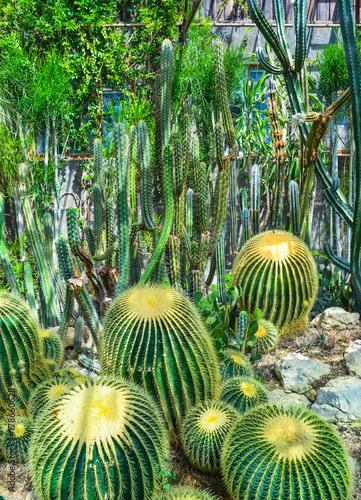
[154,486,217,500]
[100,285,220,432]
[221,405,353,500]
[221,349,254,380]
[231,231,318,332]
[180,400,238,472]
[29,377,169,500]
[0,291,50,410]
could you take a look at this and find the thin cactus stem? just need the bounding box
[230,159,238,253]
[206,253,217,288]
[289,180,300,235]
[114,123,130,297]
[42,213,53,267]
[161,39,173,151]
[168,235,181,289]
[138,120,156,230]
[0,194,21,296]
[24,262,37,320]
[93,182,103,256]
[210,158,231,252]
[74,315,84,354]
[58,286,74,340]
[242,208,250,244]
[85,226,95,257]
[93,138,103,193]
[250,164,261,236]
[105,199,114,267]
[186,189,194,238]
[216,226,226,304]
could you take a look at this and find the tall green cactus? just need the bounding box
[289,180,300,235]
[250,164,260,236]
[138,120,156,230]
[0,194,21,296]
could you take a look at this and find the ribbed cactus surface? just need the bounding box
[154,486,217,500]
[231,231,318,332]
[180,400,238,472]
[100,285,220,432]
[221,349,254,380]
[221,404,353,500]
[220,376,268,414]
[254,319,279,353]
[1,416,33,463]
[29,377,169,500]
[0,291,49,410]
[39,329,63,369]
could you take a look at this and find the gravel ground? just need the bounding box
[0,327,360,499]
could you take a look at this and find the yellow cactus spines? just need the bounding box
[180,400,238,473]
[222,349,254,380]
[28,371,80,419]
[0,291,50,410]
[29,377,169,500]
[221,405,353,500]
[39,329,63,369]
[231,231,318,332]
[154,486,217,500]
[100,285,220,432]
[253,319,279,353]
[220,376,268,414]
[1,416,33,463]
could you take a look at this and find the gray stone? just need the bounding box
[274,353,331,394]
[268,389,311,410]
[310,307,359,331]
[311,377,361,423]
[64,327,75,349]
[345,340,361,377]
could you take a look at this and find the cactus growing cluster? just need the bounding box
[100,285,220,432]
[231,231,318,332]
[29,377,169,500]
[221,404,353,500]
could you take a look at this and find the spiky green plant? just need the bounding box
[29,377,169,500]
[221,404,353,500]
[154,486,217,500]
[39,329,63,369]
[28,370,80,418]
[221,348,254,380]
[74,316,84,353]
[220,376,268,414]
[231,230,318,332]
[253,319,279,353]
[1,416,33,463]
[180,400,238,473]
[0,291,50,410]
[100,285,220,432]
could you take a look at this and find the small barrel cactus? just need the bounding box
[29,377,169,500]
[221,349,254,380]
[220,376,268,413]
[1,416,33,463]
[0,291,50,410]
[253,319,279,353]
[231,231,318,332]
[28,371,80,418]
[180,400,238,473]
[154,486,217,499]
[100,285,220,432]
[221,405,353,500]
[39,329,63,368]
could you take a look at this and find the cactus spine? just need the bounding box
[221,404,353,500]
[100,285,220,432]
[220,376,268,413]
[29,377,169,500]
[1,416,33,463]
[154,487,217,500]
[222,348,254,380]
[250,164,260,236]
[289,180,300,235]
[253,319,279,353]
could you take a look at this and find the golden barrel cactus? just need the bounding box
[231,231,318,332]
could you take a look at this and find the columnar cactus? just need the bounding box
[1,416,33,463]
[253,319,279,353]
[0,291,50,410]
[180,400,238,472]
[220,376,268,414]
[100,285,220,432]
[231,231,318,332]
[29,377,169,500]
[221,404,353,500]
[221,348,254,380]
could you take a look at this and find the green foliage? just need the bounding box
[100,285,220,433]
[221,404,353,500]
[221,348,254,380]
[0,291,50,411]
[1,416,33,463]
[180,400,238,473]
[232,231,319,333]
[220,375,268,414]
[29,377,170,500]
[155,459,177,491]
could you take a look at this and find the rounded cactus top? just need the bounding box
[122,285,177,319]
[222,404,353,499]
[154,486,217,500]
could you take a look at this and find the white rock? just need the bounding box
[345,339,361,377]
[268,389,311,409]
[310,307,359,331]
[274,353,331,394]
[311,376,361,423]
